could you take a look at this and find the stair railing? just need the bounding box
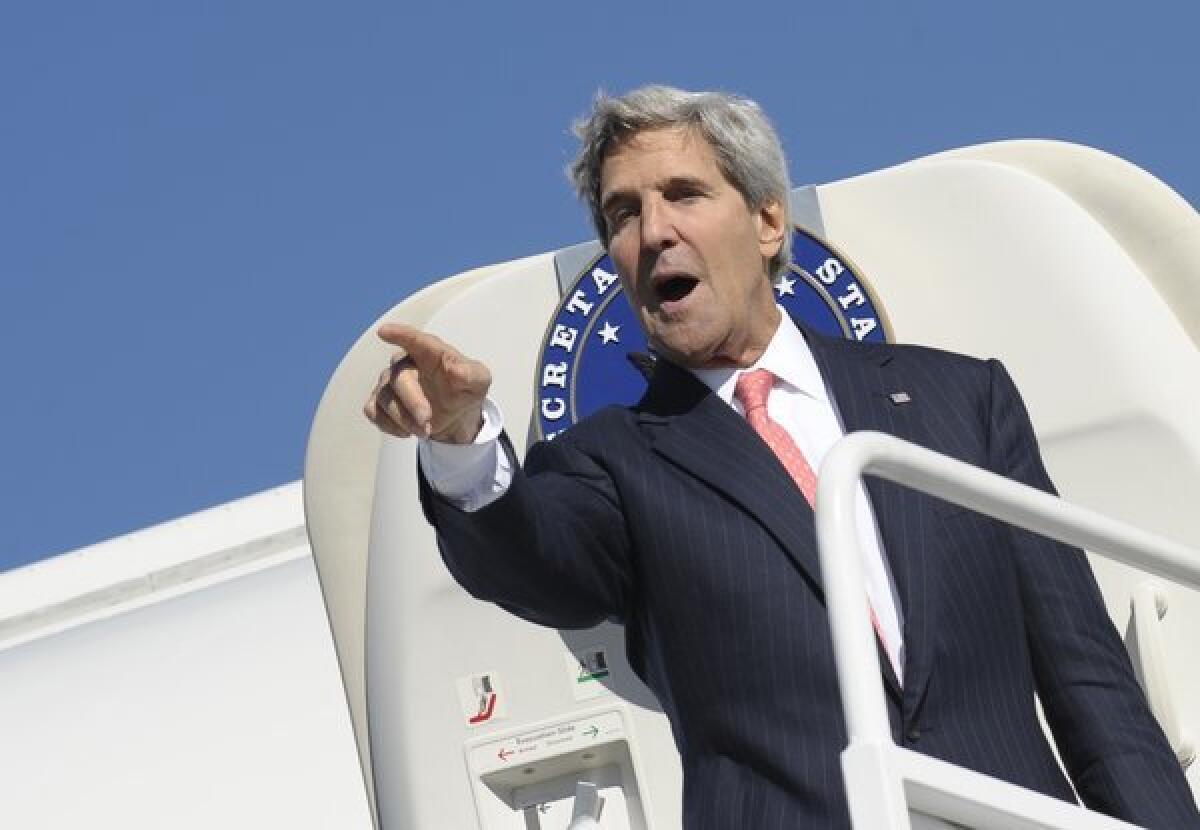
[816,431,1200,830]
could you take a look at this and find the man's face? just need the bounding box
[599,126,785,369]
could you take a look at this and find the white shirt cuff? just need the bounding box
[417,398,513,512]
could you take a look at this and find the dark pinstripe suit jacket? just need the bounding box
[423,326,1199,829]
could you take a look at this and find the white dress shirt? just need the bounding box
[419,310,905,681]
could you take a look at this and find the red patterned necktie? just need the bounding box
[734,368,899,682]
[735,369,818,503]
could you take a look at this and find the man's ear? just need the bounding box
[756,198,787,260]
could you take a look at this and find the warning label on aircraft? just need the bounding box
[466,709,627,774]
[566,646,613,701]
[456,671,507,728]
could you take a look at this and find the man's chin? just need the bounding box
[643,316,724,366]
[646,338,716,370]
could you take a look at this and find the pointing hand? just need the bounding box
[364,323,492,444]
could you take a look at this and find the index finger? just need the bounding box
[376,322,448,364]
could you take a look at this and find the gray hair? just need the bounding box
[569,85,792,277]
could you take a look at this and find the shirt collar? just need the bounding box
[690,308,829,407]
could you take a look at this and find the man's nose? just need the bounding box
[639,197,679,252]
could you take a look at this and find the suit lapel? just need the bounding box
[636,360,826,596]
[633,344,933,708]
[806,330,940,717]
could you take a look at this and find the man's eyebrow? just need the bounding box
[600,189,635,214]
[662,175,711,192]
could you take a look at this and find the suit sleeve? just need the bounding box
[419,429,635,630]
[985,359,1199,828]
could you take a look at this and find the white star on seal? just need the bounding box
[775,273,797,297]
[598,321,621,345]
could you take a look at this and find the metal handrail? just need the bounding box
[815,431,1200,826]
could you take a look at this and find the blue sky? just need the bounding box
[3,1,1198,570]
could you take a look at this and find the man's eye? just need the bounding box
[608,206,636,228]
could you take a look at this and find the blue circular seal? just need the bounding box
[534,226,891,440]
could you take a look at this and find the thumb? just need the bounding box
[442,350,492,394]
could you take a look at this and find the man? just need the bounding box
[364,86,1198,828]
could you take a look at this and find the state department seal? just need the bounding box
[534,226,892,441]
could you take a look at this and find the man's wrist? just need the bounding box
[431,408,485,444]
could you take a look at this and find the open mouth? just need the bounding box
[654,276,699,304]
